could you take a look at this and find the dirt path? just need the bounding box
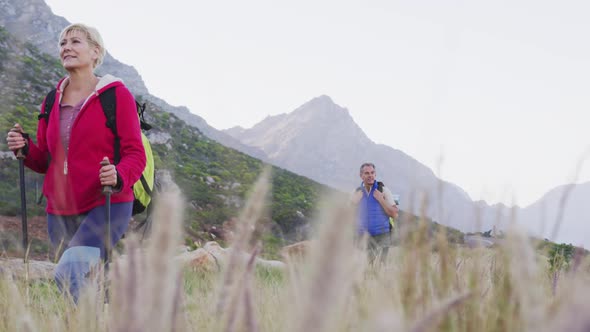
[0,215,51,261]
[0,215,49,241]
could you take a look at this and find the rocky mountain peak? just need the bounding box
[0,0,61,51]
[0,0,148,95]
[224,95,372,156]
[292,94,351,122]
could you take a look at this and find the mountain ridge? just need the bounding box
[223,94,503,232]
[223,94,589,248]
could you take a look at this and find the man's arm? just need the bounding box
[349,190,363,206]
[373,188,399,218]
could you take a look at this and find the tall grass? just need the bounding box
[1,169,589,331]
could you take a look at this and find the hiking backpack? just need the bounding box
[39,87,155,216]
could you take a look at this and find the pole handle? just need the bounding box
[9,127,25,160]
[100,159,113,194]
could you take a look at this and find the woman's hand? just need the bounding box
[6,124,27,152]
[99,156,118,187]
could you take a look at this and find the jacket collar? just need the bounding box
[56,74,123,95]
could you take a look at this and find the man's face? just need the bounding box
[360,165,376,185]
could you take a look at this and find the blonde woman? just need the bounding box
[6,23,145,302]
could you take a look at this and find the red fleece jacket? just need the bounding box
[25,75,146,215]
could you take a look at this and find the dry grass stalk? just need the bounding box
[223,244,260,332]
[108,182,185,331]
[242,244,260,332]
[504,227,547,331]
[216,166,271,319]
[409,291,472,332]
[287,195,359,332]
[2,276,37,331]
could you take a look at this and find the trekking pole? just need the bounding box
[10,126,28,262]
[100,158,112,298]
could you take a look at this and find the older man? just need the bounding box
[350,162,399,264]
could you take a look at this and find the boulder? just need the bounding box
[280,240,313,261]
[0,259,56,280]
[175,247,219,272]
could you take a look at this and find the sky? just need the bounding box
[44,0,590,207]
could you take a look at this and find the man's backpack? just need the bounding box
[40,87,155,216]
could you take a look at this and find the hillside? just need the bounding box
[0,25,332,258]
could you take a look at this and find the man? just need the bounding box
[350,162,399,264]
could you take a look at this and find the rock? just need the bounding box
[203,241,226,257]
[215,242,286,269]
[175,248,219,272]
[147,131,171,144]
[0,241,286,280]
[0,259,55,280]
[280,240,313,261]
[257,259,285,269]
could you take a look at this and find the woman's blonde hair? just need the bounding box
[58,23,106,69]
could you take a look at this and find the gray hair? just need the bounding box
[359,162,376,174]
[59,23,106,69]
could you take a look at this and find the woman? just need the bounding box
[5,23,146,301]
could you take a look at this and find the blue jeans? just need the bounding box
[48,202,131,302]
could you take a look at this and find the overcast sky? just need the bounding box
[44,0,590,207]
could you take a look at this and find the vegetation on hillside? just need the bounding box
[0,26,330,258]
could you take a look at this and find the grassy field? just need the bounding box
[1,170,589,332]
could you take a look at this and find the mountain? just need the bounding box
[0,0,268,162]
[224,95,513,233]
[224,95,590,247]
[518,182,590,248]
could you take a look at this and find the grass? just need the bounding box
[1,170,589,332]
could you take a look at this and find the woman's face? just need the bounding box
[59,30,98,72]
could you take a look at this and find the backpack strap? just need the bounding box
[38,89,57,124]
[356,181,384,193]
[99,88,153,199]
[137,102,152,130]
[139,174,152,196]
[35,88,58,206]
[98,87,121,164]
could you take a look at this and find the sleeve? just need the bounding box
[23,99,51,174]
[382,186,397,206]
[348,190,357,203]
[113,86,146,189]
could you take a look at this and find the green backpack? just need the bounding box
[40,87,155,215]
